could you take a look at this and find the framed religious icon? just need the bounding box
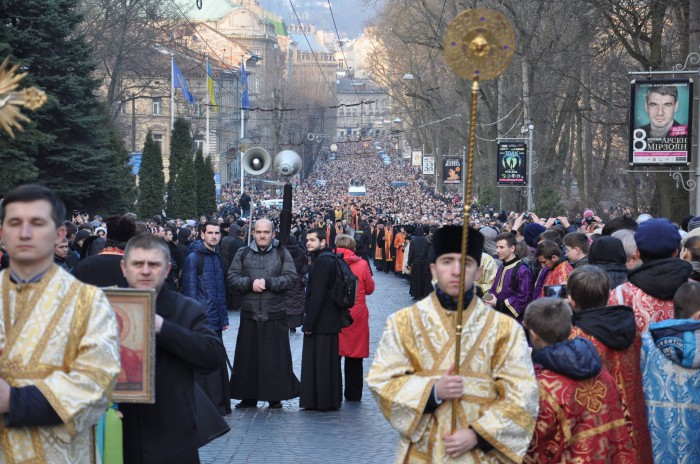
[104,288,156,403]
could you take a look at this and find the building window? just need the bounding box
[152,133,163,151]
[152,98,162,116]
[194,138,204,154]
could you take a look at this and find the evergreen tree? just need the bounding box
[138,132,164,219]
[0,0,133,211]
[201,155,217,217]
[167,118,192,213]
[193,148,205,216]
[170,154,197,219]
[194,148,215,217]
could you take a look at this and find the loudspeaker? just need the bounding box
[241,147,271,175]
[273,150,302,177]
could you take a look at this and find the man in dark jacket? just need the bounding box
[228,218,299,409]
[182,220,230,414]
[220,226,246,311]
[284,235,307,332]
[300,227,342,411]
[120,233,226,464]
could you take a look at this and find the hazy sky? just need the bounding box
[259,0,375,38]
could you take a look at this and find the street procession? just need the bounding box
[1,0,700,462]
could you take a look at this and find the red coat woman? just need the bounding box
[337,245,375,401]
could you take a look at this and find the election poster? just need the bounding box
[629,78,693,165]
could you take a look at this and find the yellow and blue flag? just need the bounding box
[207,62,217,110]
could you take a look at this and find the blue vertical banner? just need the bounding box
[241,57,250,110]
[173,59,195,104]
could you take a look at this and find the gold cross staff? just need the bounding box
[0,59,47,137]
[443,8,516,433]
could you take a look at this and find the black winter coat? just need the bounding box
[284,236,307,318]
[303,248,341,334]
[121,289,225,464]
[73,253,128,288]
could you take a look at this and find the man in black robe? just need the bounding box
[300,227,342,411]
[227,218,299,408]
[408,226,432,300]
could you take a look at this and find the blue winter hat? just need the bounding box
[524,223,546,248]
[634,218,680,259]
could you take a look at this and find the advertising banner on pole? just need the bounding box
[412,150,422,166]
[496,140,527,185]
[442,157,462,185]
[629,78,693,165]
[422,156,435,175]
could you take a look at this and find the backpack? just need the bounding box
[321,251,358,327]
[510,260,535,292]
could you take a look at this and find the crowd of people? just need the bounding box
[0,140,698,463]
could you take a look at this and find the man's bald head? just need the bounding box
[254,218,273,232]
[253,218,274,249]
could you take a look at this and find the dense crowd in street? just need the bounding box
[0,142,699,463]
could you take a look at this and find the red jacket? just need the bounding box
[337,247,375,358]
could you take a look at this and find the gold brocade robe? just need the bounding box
[476,253,498,294]
[367,294,538,463]
[0,265,121,464]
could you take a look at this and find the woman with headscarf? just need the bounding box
[588,236,628,288]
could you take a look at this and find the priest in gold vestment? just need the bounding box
[0,185,121,463]
[367,226,538,463]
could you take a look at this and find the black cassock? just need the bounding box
[229,315,300,402]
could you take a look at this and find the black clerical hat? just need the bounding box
[430,225,484,265]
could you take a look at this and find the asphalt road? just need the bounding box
[200,268,415,464]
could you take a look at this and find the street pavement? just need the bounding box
[200,268,416,463]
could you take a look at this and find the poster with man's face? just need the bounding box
[629,78,693,165]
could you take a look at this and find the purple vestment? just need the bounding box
[490,258,533,319]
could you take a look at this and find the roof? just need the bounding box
[178,0,240,21]
[269,18,287,36]
[289,33,328,53]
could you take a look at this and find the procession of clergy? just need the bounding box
[0,181,698,463]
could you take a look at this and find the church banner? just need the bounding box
[412,150,422,166]
[497,140,527,185]
[629,78,693,166]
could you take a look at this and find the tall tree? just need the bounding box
[137,132,164,218]
[194,148,206,216]
[167,117,192,214]
[199,154,217,217]
[170,153,197,219]
[0,0,133,212]
[169,118,192,181]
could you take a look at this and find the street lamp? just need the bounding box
[239,136,252,195]
[520,123,534,210]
